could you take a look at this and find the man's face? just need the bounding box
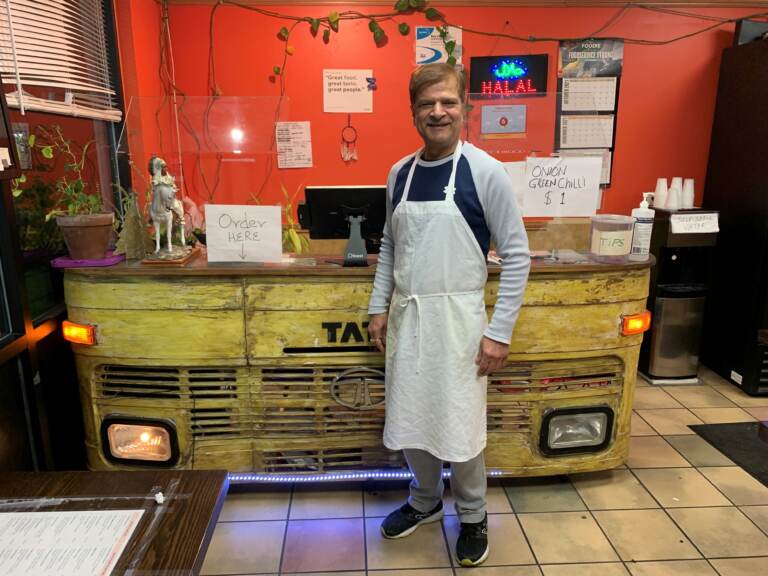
[412,78,464,157]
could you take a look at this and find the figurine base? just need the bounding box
[141,245,200,266]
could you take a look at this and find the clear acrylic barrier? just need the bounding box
[117,96,289,204]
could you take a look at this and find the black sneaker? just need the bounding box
[380,501,444,539]
[456,513,489,566]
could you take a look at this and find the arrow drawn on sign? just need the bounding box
[239,241,246,260]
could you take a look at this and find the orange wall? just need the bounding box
[118,3,763,217]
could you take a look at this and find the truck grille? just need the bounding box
[94,357,623,471]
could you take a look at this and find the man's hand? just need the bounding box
[475,336,509,376]
[368,313,388,353]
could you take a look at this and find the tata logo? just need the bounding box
[330,367,385,410]
[322,321,369,344]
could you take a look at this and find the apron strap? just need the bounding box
[402,141,463,203]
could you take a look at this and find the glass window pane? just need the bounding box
[10,113,114,321]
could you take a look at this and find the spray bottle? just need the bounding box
[630,192,655,262]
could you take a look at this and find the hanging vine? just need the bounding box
[178,1,768,204]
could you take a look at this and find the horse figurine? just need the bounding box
[148,156,186,254]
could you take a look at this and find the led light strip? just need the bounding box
[228,470,504,484]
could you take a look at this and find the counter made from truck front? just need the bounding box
[63,253,651,477]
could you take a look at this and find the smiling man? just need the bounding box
[367,63,530,566]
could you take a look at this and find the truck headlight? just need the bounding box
[539,407,614,456]
[101,417,179,466]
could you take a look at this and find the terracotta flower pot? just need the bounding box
[56,213,114,260]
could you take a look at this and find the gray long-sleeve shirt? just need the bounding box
[368,142,530,344]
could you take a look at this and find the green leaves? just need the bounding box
[328,11,339,32]
[425,7,443,21]
[445,40,456,55]
[273,66,281,76]
[447,55,457,66]
[394,0,409,11]
[323,28,330,43]
[277,26,289,40]
[41,146,53,159]
[310,18,320,36]
[368,20,379,32]
[398,22,410,36]
[373,27,386,44]
[28,134,35,147]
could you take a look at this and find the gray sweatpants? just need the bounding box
[404,448,487,523]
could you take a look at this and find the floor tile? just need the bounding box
[668,507,768,558]
[631,412,658,436]
[541,563,629,575]
[633,388,684,410]
[282,573,364,576]
[698,365,730,387]
[571,469,657,510]
[635,375,650,387]
[593,509,700,561]
[633,468,731,508]
[662,386,736,408]
[635,409,703,435]
[281,518,365,572]
[503,477,586,513]
[690,407,756,423]
[519,511,618,563]
[624,559,718,575]
[709,557,768,575]
[372,570,453,576]
[663,435,735,467]
[746,407,768,420]
[740,506,768,534]
[445,485,513,515]
[699,467,768,505]
[364,486,410,518]
[455,567,543,575]
[200,520,285,575]
[289,487,363,519]
[217,489,292,522]
[443,513,535,566]
[627,436,691,468]
[704,385,768,408]
[365,517,451,569]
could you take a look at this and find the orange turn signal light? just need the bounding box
[621,311,651,336]
[62,320,96,345]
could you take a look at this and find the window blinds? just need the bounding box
[0,0,121,122]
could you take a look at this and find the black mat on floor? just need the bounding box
[689,422,768,487]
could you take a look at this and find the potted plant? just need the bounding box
[33,125,113,260]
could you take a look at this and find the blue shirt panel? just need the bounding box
[391,156,490,255]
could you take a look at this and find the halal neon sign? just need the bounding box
[492,59,527,80]
[471,54,548,96]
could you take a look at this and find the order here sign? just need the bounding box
[204,204,282,263]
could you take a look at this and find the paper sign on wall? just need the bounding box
[502,161,526,211]
[276,121,312,169]
[204,205,282,263]
[481,105,526,135]
[323,69,373,113]
[523,156,602,217]
[415,26,462,65]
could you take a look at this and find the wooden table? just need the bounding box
[0,469,228,575]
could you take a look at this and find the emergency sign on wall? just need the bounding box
[469,55,548,96]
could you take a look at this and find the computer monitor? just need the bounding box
[297,185,387,266]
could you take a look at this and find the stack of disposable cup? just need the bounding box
[666,177,682,211]
[654,178,668,209]
[682,178,695,209]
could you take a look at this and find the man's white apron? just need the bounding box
[383,141,489,462]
